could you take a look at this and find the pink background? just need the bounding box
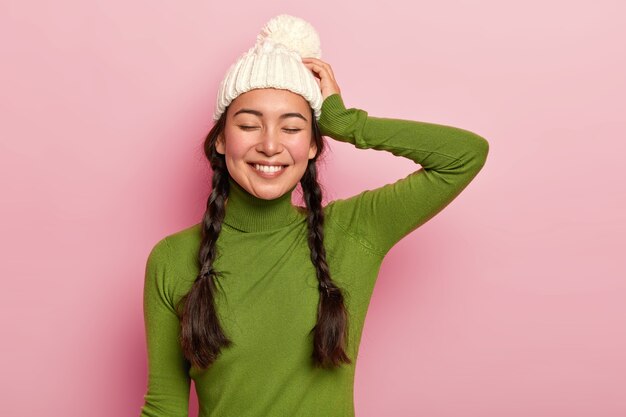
[1,1,625,416]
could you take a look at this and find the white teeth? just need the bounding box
[254,164,284,173]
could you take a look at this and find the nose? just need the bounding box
[256,126,284,156]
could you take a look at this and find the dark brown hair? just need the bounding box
[176,104,352,370]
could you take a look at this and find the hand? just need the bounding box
[301,57,341,100]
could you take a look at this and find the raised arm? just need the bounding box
[140,238,191,417]
[320,93,489,256]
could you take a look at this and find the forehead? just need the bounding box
[229,88,310,116]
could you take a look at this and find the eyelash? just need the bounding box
[238,125,302,133]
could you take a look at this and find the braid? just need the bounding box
[177,114,233,369]
[301,159,352,369]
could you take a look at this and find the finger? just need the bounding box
[303,61,334,80]
[303,59,336,80]
[302,62,324,78]
[302,58,329,70]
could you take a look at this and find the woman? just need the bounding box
[140,14,489,417]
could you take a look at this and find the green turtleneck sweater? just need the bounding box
[140,93,489,417]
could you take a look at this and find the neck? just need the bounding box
[222,177,301,232]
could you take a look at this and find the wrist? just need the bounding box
[318,94,352,138]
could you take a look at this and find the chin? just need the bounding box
[252,187,289,200]
[235,178,287,200]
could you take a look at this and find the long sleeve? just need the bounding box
[140,238,191,417]
[320,93,489,256]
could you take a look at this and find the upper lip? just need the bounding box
[249,161,288,166]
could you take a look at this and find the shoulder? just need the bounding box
[323,194,387,257]
[167,222,202,249]
[323,190,370,222]
[147,223,202,279]
[150,223,202,254]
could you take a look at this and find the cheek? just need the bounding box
[289,138,316,162]
[222,132,250,158]
[292,149,311,163]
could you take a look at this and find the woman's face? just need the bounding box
[217,88,317,200]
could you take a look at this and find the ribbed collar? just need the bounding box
[222,178,301,232]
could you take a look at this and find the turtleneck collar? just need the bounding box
[222,177,302,232]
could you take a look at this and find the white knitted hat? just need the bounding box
[212,14,323,122]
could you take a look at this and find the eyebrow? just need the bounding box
[233,108,308,122]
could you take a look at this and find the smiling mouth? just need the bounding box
[249,163,287,174]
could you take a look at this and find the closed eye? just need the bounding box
[238,125,302,134]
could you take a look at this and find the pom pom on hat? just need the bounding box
[256,14,321,59]
[213,14,324,121]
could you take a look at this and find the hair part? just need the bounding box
[177,104,351,369]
